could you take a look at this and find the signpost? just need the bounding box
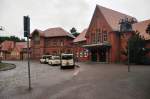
[128,40,130,72]
[23,16,31,90]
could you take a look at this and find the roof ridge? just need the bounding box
[97,5,134,18]
[96,4,137,31]
[44,27,62,31]
[96,5,113,31]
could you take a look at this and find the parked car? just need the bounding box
[48,56,60,65]
[60,54,75,69]
[40,55,52,64]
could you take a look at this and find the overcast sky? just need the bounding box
[0,0,150,38]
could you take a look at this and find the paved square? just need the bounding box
[0,61,150,99]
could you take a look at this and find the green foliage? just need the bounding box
[128,33,150,64]
[70,27,80,37]
[146,23,150,34]
[0,36,25,42]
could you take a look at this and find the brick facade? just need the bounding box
[84,5,137,63]
[30,27,75,59]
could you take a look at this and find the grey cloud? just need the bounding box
[0,0,150,38]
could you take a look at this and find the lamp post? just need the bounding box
[128,40,130,72]
[24,16,31,90]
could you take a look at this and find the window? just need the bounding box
[53,40,57,46]
[80,52,83,57]
[45,39,51,47]
[99,32,101,42]
[84,50,88,57]
[103,31,108,41]
[96,29,101,43]
[93,31,97,44]
[91,33,93,44]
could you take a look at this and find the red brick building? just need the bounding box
[11,42,29,60]
[30,27,75,59]
[0,41,14,60]
[73,29,89,62]
[83,5,138,63]
[27,5,150,63]
[0,41,28,60]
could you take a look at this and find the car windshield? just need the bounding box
[42,56,47,59]
[53,56,60,59]
[62,55,73,60]
[46,56,52,59]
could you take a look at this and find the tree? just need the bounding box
[0,36,26,43]
[146,23,150,34]
[127,32,150,64]
[70,27,79,37]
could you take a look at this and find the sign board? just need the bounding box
[24,16,30,37]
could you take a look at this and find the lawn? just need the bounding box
[0,62,16,71]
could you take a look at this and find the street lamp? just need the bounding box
[128,40,130,72]
[24,16,31,90]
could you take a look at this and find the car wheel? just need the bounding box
[72,65,75,69]
[60,66,63,69]
[51,62,53,66]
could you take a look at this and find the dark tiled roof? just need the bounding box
[133,19,150,40]
[97,5,137,31]
[73,29,87,43]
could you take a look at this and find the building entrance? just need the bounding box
[98,48,106,62]
[91,50,97,62]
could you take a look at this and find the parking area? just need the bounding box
[0,60,78,99]
[0,61,150,99]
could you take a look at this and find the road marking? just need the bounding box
[73,69,80,76]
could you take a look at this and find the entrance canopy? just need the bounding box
[83,42,111,48]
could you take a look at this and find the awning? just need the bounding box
[82,41,111,48]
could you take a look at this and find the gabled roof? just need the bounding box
[13,42,28,52]
[44,27,75,38]
[31,27,75,38]
[133,19,150,40]
[1,40,14,51]
[15,42,28,48]
[96,5,137,31]
[73,29,87,43]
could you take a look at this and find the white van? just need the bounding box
[48,56,60,65]
[60,54,75,69]
[40,55,52,64]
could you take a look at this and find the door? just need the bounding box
[99,48,106,62]
[91,50,97,62]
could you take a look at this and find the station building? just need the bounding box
[29,4,150,63]
[30,27,75,59]
[83,5,150,63]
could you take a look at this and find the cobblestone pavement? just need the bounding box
[0,61,150,99]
